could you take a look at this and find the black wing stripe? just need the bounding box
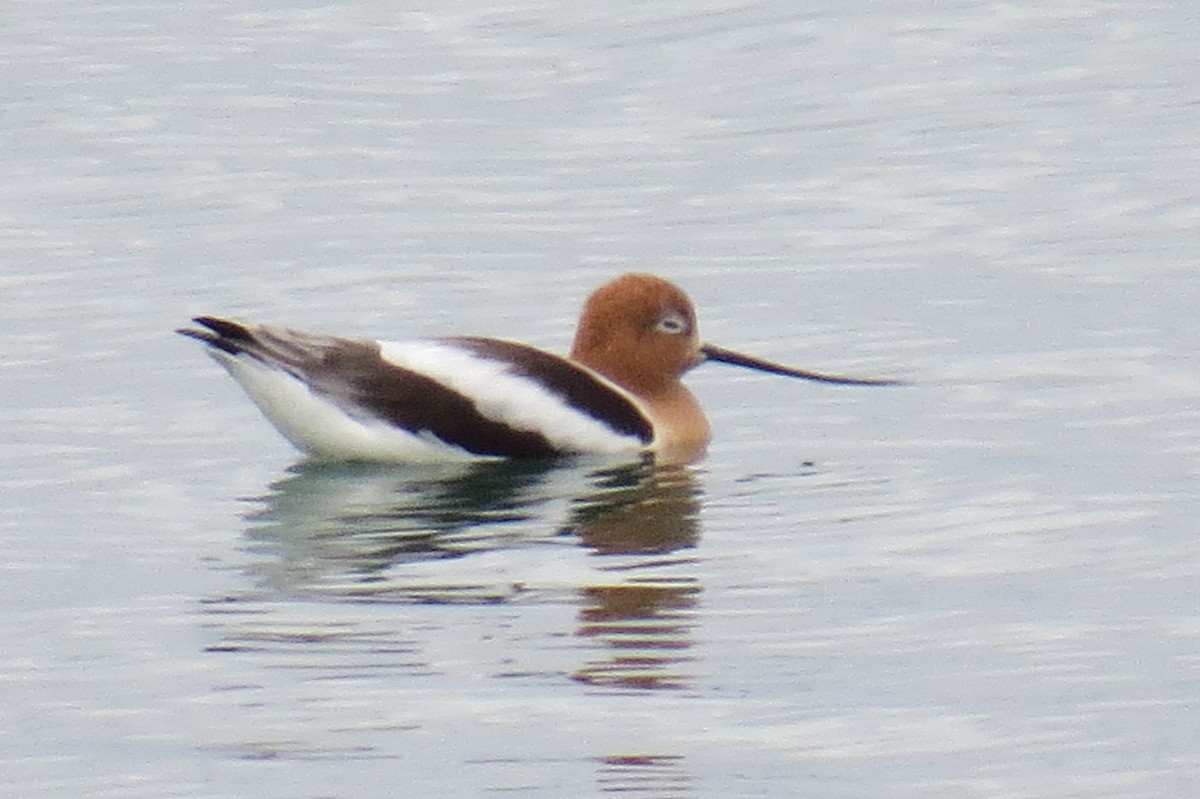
[313,338,562,458]
[443,336,655,444]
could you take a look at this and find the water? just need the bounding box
[3,1,1199,796]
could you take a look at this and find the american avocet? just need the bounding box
[179,273,897,463]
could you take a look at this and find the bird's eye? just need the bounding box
[655,311,688,335]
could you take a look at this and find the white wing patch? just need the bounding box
[378,341,647,455]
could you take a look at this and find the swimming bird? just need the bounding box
[178,273,897,463]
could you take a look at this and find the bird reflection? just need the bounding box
[572,581,699,691]
[565,464,702,691]
[595,754,691,798]
[569,461,700,555]
[243,458,572,595]
[238,455,703,690]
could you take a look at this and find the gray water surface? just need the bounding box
[3,1,1199,797]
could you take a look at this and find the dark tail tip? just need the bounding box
[192,316,254,341]
[177,316,253,356]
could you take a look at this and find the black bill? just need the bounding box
[700,343,903,386]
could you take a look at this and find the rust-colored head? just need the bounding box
[569,273,704,398]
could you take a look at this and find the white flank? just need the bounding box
[208,350,476,462]
[377,340,648,455]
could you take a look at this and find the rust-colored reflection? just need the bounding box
[572,580,699,690]
[569,462,701,556]
[569,464,702,690]
[595,753,691,797]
